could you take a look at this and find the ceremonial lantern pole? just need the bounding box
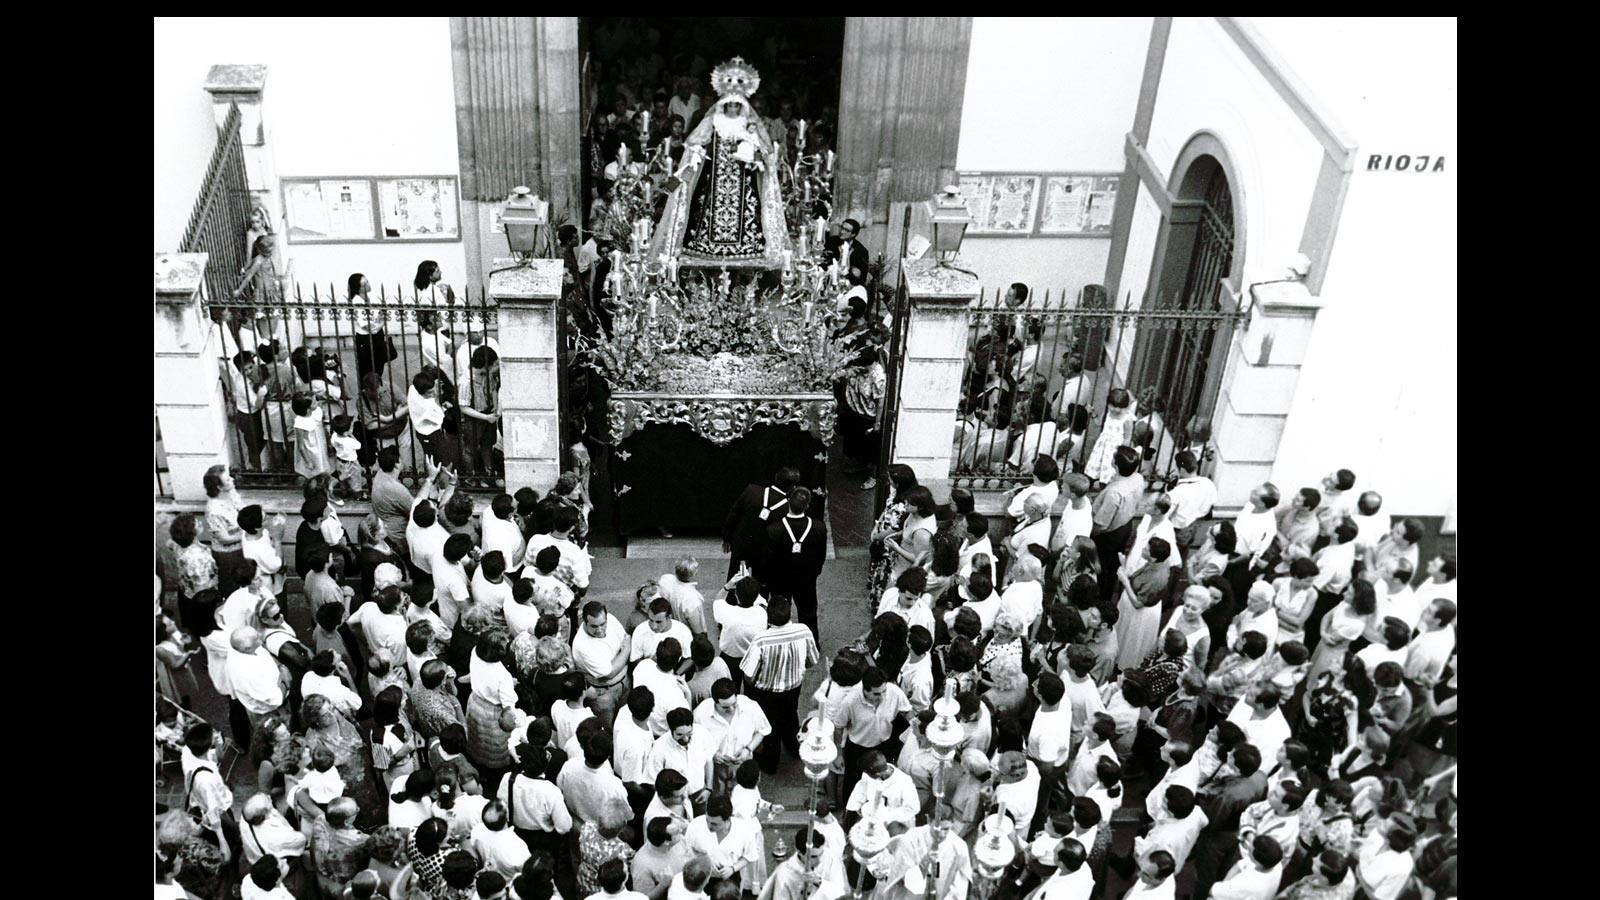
[798,715,840,879]
[922,682,966,900]
[848,794,893,900]
[972,802,1019,900]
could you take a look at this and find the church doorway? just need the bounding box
[577,17,845,236]
[1126,141,1243,484]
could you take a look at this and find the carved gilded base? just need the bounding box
[608,393,837,447]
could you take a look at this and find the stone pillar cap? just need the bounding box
[204,64,268,95]
[155,252,209,304]
[901,257,980,301]
[1248,280,1322,315]
[488,258,563,301]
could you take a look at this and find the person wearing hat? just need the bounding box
[1353,812,1418,900]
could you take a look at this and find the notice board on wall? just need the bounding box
[282,176,461,243]
[956,171,1120,238]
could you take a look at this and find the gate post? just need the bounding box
[490,258,566,492]
[892,257,981,500]
[1211,280,1323,513]
[155,253,231,502]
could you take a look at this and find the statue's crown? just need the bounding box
[710,57,761,99]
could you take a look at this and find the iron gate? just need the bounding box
[949,279,1249,492]
[872,275,912,513]
[179,103,252,308]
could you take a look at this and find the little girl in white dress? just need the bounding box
[1084,388,1135,483]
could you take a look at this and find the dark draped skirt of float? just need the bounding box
[610,424,826,535]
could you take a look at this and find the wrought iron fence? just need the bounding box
[951,285,1250,492]
[180,104,252,306]
[204,284,504,492]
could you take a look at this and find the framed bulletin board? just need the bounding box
[281,176,461,243]
[956,171,1120,238]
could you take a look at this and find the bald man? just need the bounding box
[239,793,308,880]
[227,626,287,730]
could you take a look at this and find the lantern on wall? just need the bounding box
[501,186,549,262]
[925,185,972,265]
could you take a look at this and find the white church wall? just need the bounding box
[954,17,1150,298]
[154,17,466,292]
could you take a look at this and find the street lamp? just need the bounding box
[501,186,548,262]
[925,185,972,267]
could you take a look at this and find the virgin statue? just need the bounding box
[651,57,791,263]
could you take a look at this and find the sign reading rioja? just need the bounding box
[1367,154,1446,172]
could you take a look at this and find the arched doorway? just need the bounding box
[1128,137,1243,482]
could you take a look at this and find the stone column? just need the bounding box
[204,65,277,226]
[892,258,981,500]
[155,253,230,502]
[1211,281,1323,513]
[491,259,565,491]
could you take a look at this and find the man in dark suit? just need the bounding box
[722,466,802,581]
[831,218,870,287]
[755,487,828,644]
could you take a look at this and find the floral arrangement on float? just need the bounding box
[577,265,856,396]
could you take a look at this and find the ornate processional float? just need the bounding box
[578,57,855,536]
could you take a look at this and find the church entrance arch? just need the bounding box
[1127,133,1245,483]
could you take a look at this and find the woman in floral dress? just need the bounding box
[576,799,636,897]
[300,694,386,829]
[866,464,919,609]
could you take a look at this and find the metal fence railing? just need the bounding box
[952,285,1250,492]
[179,103,252,307]
[204,284,503,492]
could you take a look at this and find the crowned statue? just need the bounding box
[652,57,791,263]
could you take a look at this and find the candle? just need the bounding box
[618,144,630,166]
[640,110,650,141]
[647,296,658,320]
[798,231,808,257]
[804,180,811,203]
[781,249,794,271]
[826,150,835,174]
[611,249,623,273]
[644,180,652,203]
[797,119,806,150]
[815,217,826,247]
[803,301,814,326]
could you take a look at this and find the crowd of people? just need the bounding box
[853,455,1457,900]
[157,426,1456,900]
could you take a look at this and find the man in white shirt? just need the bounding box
[498,753,573,842]
[897,627,935,715]
[526,505,593,595]
[572,601,631,728]
[999,555,1046,636]
[1226,684,1291,767]
[1005,455,1061,525]
[694,680,771,792]
[1227,582,1279,658]
[430,533,474,630]
[1027,672,1073,809]
[668,79,701,125]
[1412,553,1457,608]
[406,370,448,472]
[958,514,997,582]
[348,585,410,660]
[712,575,768,683]
[301,650,362,715]
[1209,835,1284,900]
[480,493,525,572]
[1354,813,1418,900]
[1124,850,1179,900]
[646,707,716,805]
[1030,837,1095,900]
[844,752,921,827]
[226,627,286,728]
[470,551,515,615]
[959,571,1003,636]
[1166,450,1217,551]
[1349,490,1389,554]
[1315,469,1357,548]
[1373,559,1422,632]
[614,687,659,811]
[658,558,710,635]
[406,500,450,582]
[632,599,695,669]
[1135,785,1209,873]
[1232,483,1280,572]
[471,800,532,878]
[1311,519,1359,595]
[632,639,693,736]
[1048,473,1095,556]
[1403,599,1457,688]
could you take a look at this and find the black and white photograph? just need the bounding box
[154,17,1457,900]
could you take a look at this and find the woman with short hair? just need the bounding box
[576,798,636,897]
[202,465,247,591]
[466,629,522,784]
[300,693,386,828]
